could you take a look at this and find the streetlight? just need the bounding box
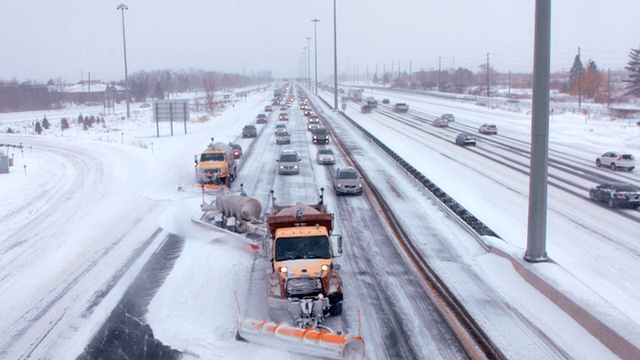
[306,37,311,90]
[117,3,130,119]
[311,19,320,96]
[333,0,338,110]
[302,47,307,85]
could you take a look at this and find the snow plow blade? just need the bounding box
[236,316,365,360]
[198,183,228,191]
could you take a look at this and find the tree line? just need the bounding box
[0,69,272,113]
[365,46,640,100]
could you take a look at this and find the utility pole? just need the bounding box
[508,71,512,98]
[366,65,369,86]
[333,0,338,109]
[312,19,320,95]
[608,68,611,107]
[303,47,307,85]
[117,3,130,119]
[306,37,311,90]
[409,61,412,88]
[438,57,442,92]
[486,53,490,97]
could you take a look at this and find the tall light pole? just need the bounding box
[333,0,338,109]
[117,3,130,119]
[311,19,320,95]
[306,37,312,90]
[303,47,307,85]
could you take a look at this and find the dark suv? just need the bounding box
[455,133,476,146]
[242,125,257,138]
[312,128,329,144]
[589,182,640,209]
[256,114,268,124]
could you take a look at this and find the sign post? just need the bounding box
[153,99,190,137]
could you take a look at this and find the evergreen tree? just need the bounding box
[35,121,43,134]
[42,115,50,129]
[382,73,390,85]
[61,118,70,130]
[582,60,602,98]
[623,47,640,97]
[78,114,84,124]
[372,73,379,84]
[567,54,584,95]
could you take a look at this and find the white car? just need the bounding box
[596,152,635,171]
[333,167,363,195]
[432,118,449,127]
[316,149,335,165]
[277,149,301,175]
[479,124,498,135]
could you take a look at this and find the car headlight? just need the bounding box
[294,165,298,169]
[336,183,342,187]
[279,165,284,169]
[330,157,334,161]
[358,184,363,188]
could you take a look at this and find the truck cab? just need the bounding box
[195,142,237,187]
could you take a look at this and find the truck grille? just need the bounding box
[286,277,323,297]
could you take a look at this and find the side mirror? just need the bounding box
[276,159,279,162]
[331,234,343,257]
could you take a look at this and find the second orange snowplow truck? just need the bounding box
[194,141,237,189]
[265,198,344,328]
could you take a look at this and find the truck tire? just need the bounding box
[329,302,343,316]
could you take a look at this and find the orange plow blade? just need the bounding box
[236,316,365,360]
[198,183,229,191]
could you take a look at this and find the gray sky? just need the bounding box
[1,0,639,83]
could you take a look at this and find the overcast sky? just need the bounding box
[1,0,639,84]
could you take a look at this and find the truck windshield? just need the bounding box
[201,153,225,162]
[275,236,331,261]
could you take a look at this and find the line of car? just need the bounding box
[272,91,364,196]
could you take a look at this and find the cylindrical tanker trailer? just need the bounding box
[215,191,262,221]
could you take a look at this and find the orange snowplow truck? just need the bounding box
[194,141,237,189]
[265,197,344,329]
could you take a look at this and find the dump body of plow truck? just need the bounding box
[265,203,344,329]
[347,89,363,102]
[195,142,237,188]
